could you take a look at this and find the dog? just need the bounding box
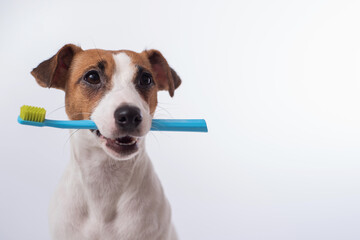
[31,44,181,240]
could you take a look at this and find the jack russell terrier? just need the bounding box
[31,44,181,240]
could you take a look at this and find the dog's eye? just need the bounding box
[84,70,101,84]
[139,73,153,87]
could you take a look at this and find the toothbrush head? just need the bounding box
[20,105,46,122]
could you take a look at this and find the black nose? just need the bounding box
[114,105,142,131]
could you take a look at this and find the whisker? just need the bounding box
[148,131,160,146]
[155,104,175,118]
[47,105,66,117]
[62,129,81,151]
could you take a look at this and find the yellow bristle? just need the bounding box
[19,105,46,122]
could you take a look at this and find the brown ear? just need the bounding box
[31,44,82,90]
[144,49,181,97]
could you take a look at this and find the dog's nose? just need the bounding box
[114,105,142,131]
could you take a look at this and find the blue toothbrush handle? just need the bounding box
[17,116,208,132]
[45,119,97,129]
[151,119,208,132]
[17,116,96,129]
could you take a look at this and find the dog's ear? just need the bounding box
[143,49,181,97]
[31,44,82,90]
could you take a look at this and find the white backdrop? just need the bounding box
[1,0,360,239]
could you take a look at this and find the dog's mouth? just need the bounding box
[94,130,139,156]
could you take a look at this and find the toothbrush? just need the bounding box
[17,105,208,133]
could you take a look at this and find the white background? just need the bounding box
[1,0,360,239]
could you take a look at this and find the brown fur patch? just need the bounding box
[65,49,115,120]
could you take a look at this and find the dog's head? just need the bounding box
[31,44,181,160]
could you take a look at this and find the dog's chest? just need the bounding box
[51,183,165,240]
[49,153,173,240]
[78,204,149,240]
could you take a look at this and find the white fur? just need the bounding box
[91,53,152,151]
[49,52,177,239]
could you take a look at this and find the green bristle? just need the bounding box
[20,105,46,122]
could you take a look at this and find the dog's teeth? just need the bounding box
[114,138,137,146]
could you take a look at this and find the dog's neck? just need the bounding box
[69,130,151,222]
